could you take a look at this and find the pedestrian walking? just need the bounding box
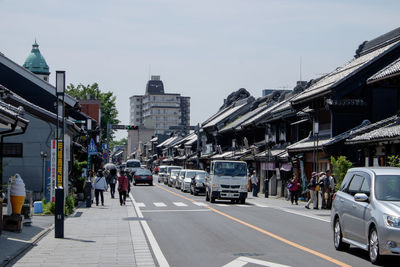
[318,171,330,209]
[288,174,299,205]
[305,172,318,209]
[87,170,95,204]
[326,169,335,209]
[106,169,117,198]
[118,170,129,205]
[250,170,259,197]
[94,169,108,206]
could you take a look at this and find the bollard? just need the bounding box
[85,181,92,208]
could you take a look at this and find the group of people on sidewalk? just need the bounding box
[305,170,335,210]
[86,169,132,206]
[248,169,335,210]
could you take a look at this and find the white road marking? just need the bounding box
[173,202,188,207]
[216,204,229,206]
[236,204,248,207]
[130,193,170,267]
[193,202,208,207]
[154,202,167,207]
[252,203,270,208]
[274,207,330,223]
[142,209,210,213]
[222,256,291,267]
[136,202,146,207]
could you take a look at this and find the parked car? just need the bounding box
[165,166,183,185]
[190,171,207,195]
[176,169,187,189]
[181,170,199,192]
[168,169,181,187]
[158,166,168,183]
[331,167,400,264]
[132,168,153,186]
[125,159,141,175]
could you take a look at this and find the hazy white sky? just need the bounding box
[1,0,399,140]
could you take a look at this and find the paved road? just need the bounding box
[130,176,397,267]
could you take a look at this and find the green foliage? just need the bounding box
[331,156,353,191]
[65,195,75,216]
[66,83,120,142]
[110,138,127,151]
[42,199,55,215]
[387,155,400,167]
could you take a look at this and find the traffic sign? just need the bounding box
[111,124,127,130]
[88,138,98,155]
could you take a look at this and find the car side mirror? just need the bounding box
[354,193,369,202]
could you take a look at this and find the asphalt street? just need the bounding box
[130,175,398,267]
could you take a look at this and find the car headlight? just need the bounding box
[385,214,400,228]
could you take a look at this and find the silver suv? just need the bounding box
[331,167,400,264]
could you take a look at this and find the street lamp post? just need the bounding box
[40,151,48,201]
[55,71,65,238]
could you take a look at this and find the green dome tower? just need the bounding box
[23,40,50,82]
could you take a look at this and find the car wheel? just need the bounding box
[193,191,198,196]
[369,227,382,264]
[333,218,349,251]
[210,191,216,203]
[150,181,153,186]
[206,189,210,202]
[239,198,245,204]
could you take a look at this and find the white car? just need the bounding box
[181,170,201,193]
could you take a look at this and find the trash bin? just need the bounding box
[33,201,42,214]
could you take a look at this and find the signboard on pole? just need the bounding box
[50,140,57,201]
[88,138,98,155]
[57,141,63,188]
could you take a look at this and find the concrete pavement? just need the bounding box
[1,189,332,267]
[2,192,157,267]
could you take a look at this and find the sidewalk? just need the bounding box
[246,194,332,222]
[2,193,156,267]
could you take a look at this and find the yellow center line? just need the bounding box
[155,184,352,267]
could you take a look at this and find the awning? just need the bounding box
[280,162,292,171]
[290,118,309,125]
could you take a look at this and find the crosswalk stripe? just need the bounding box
[193,202,208,207]
[137,202,146,207]
[154,202,167,207]
[173,202,188,207]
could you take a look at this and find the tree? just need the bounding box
[110,138,127,151]
[330,156,353,191]
[66,83,120,142]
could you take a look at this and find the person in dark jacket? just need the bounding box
[106,169,117,199]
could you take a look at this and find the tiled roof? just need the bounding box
[368,56,400,83]
[202,102,248,129]
[358,27,400,56]
[219,103,269,133]
[287,135,332,153]
[346,115,400,144]
[291,41,399,105]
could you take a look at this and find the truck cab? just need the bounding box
[205,160,248,204]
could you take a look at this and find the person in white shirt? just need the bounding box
[250,170,259,197]
[94,169,108,206]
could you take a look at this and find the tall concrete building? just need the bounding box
[130,75,190,135]
[128,76,190,159]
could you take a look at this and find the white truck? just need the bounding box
[205,160,248,204]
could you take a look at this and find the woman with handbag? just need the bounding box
[288,174,299,205]
[94,169,108,206]
[305,172,318,209]
[118,170,129,205]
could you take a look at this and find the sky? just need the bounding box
[1,0,399,140]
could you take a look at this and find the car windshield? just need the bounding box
[196,173,206,179]
[159,167,167,173]
[375,175,400,201]
[135,169,152,175]
[214,162,247,176]
[186,171,197,178]
[171,170,180,176]
[127,161,140,168]
[168,167,182,173]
